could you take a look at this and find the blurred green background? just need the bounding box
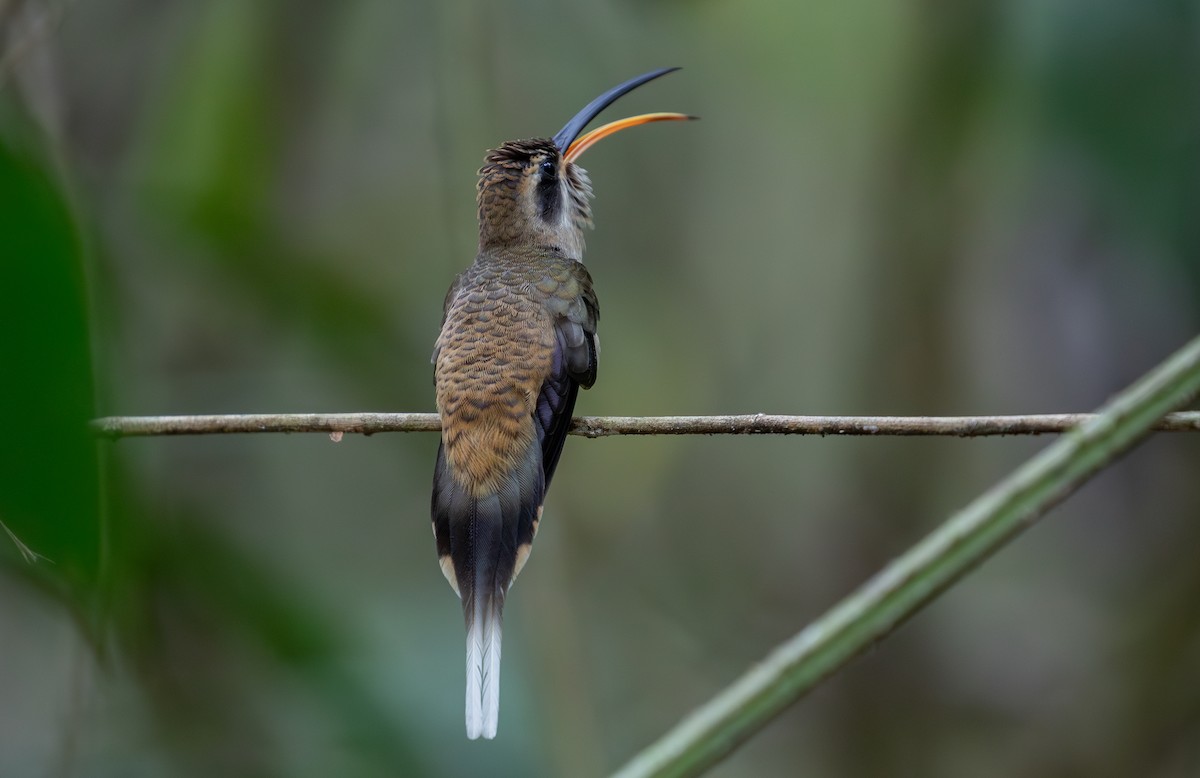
[2,0,1198,775]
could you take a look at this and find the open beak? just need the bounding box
[552,67,694,162]
[564,112,693,163]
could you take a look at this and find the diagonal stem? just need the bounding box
[610,333,1200,778]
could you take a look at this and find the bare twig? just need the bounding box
[91,412,441,438]
[89,411,1200,439]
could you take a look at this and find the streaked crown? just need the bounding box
[476,140,593,257]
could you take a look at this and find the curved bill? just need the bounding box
[563,112,694,162]
[552,67,681,154]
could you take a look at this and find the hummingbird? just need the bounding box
[431,67,691,739]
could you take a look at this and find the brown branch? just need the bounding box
[89,411,1200,439]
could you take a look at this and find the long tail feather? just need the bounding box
[465,591,502,739]
[456,490,508,740]
[432,440,543,740]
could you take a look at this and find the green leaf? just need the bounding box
[0,141,103,619]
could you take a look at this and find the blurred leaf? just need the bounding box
[1039,2,1200,289]
[137,0,274,232]
[0,139,103,624]
[109,510,430,775]
[132,1,419,404]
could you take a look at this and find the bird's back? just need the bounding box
[434,254,557,497]
[434,249,597,493]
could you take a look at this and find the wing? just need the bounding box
[431,270,466,366]
[535,264,599,489]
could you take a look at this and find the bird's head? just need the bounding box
[476,67,692,258]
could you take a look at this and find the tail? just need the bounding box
[432,442,543,740]
[464,569,503,739]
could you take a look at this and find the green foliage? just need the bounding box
[0,141,103,624]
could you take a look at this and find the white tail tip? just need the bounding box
[465,609,502,739]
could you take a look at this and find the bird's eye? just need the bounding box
[540,159,557,177]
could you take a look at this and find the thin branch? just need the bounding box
[89,411,1200,439]
[609,335,1200,778]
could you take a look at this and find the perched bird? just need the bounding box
[431,68,691,739]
